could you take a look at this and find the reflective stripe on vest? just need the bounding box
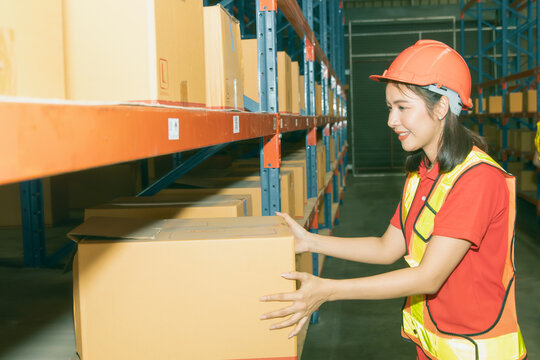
[400,147,527,360]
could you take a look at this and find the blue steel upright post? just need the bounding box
[20,180,46,267]
[257,0,281,215]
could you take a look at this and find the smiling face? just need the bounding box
[385,83,447,164]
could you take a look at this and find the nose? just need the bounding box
[387,108,400,128]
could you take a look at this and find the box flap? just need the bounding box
[68,217,163,242]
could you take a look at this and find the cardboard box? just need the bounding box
[0,0,65,98]
[506,92,523,113]
[241,38,258,104]
[204,5,243,109]
[317,144,327,192]
[518,170,537,192]
[474,98,486,114]
[291,61,300,114]
[315,83,322,115]
[517,130,536,152]
[277,51,292,113]
[0,177,69,227]
[84,195,249,220]
[488,96,503,114]
[173,171,296,217]
[64,0,205,105]
[65,164,141,210]
[70,216,296,360]
[524,90,537,113]
[329,88,334,116]
[299,75,305,113]
[482,124,499,147]
[226,165,305,218]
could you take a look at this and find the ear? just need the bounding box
[435,96,450,120]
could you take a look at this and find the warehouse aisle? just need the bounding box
[301,175,540,359]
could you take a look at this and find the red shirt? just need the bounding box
[390,161,510,334]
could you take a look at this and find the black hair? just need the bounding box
[392,82,487,174]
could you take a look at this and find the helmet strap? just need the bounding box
[422,84,463,116]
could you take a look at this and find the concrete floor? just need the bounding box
[0,175,538,359]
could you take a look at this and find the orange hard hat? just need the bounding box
[370,40,473,113]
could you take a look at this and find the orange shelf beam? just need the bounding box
[0,100,347,186]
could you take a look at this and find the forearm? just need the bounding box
[325,266,437,302]
[307,232,393,264]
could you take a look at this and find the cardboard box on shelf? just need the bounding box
[506,92,523,113]
[84,194,250,220]
[241,38,258,104]
[203,5,243,110]
[70,216,296,360]
[518,170,537,192]
[0,177,69,227]
[64,0,205,105]
[299,75,305,113]
[291,61,300,114]
[225,165,305,218]
[474,98,486,114]
[482,124,499,147]
[488,96,503,114]
[329,88,334,116]
[277,51,292,113]
[205,171,296,218]
[517,130,536,153]
[0,0,65,98]
[524,90,537,113]
[317,144,327,192]
[315,83,322,115]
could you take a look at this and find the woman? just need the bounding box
[261,40,527,359]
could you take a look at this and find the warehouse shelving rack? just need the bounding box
[460,0,540,216]
[3,0,348,307]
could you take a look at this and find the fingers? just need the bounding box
[288,316,309,339]
[281,271,309,282]
[275,211,296,226]
[268,312,304,331]
[260,288,301,302]
[260,305,296,321]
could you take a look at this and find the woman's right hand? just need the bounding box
[275,211,312,254]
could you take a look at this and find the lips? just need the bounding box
[395,131,410,140]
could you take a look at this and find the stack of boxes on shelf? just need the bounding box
[1,2,346,358]
[471,88,538,193]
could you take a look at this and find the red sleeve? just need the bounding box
[390,201,401,230]
[432,164,508,249]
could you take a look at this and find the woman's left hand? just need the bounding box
[260,271,333,338]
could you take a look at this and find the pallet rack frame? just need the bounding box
[460,0,540,216]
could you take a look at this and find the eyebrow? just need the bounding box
[386,99,411,105]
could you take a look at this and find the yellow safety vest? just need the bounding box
[400,147,527,360]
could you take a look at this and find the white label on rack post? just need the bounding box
[321,62,328,79]
[331,76,336,89]
[168,118,179,140]
[233,116,240,134]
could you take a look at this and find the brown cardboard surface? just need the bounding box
[0,0,65,98]
[0,177,69,227]
[176,172,296,217]
[204,5,243,110]
[70,216,296,360]
[317,145,327,191]
[299,75,305,113]
[278,51,292,113]
[329,88,334,116]
[517,130,536,152]
[506,92,523,113]
[488,96,503,114]
[241,38,258,103]
[291,61,300,114]
[227,165,305,218]
[315,83,322,115]
[64,0,205,105]
[524,90,537,113]
[84,195,247,221]
[474,98,486,114]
